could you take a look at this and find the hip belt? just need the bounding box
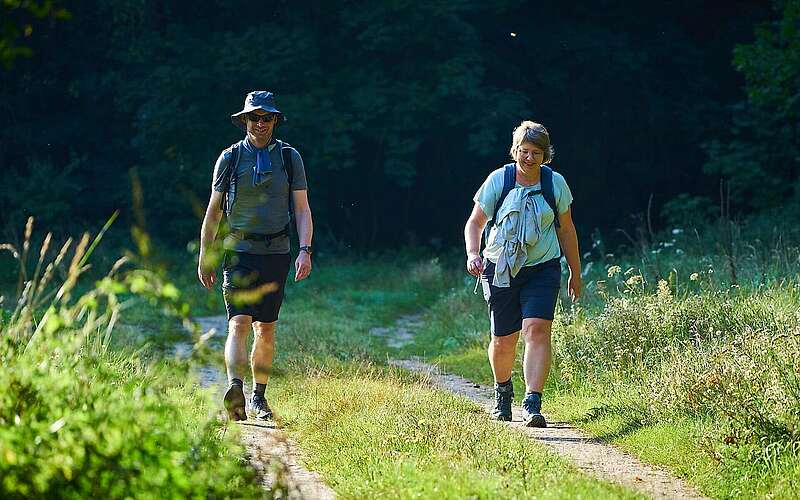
[231,225,290,245]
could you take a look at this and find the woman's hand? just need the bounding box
[568,273,582,302]
[464,203,488,278]
[466,253,484,277]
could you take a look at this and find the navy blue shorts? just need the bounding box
[481,258,561,337]
[222,251,291,323]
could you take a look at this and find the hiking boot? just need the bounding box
[251,394,273,420]
[492,382,513,421]
[523,392,547,428]
[223,383,247,421]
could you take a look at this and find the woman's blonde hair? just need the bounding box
[509,121,555,164]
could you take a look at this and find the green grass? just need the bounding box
[176,254,647,498]
[11,216,800,497]
[412,286,800,498]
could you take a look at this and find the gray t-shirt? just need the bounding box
[212,138,308,254]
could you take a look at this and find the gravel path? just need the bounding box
[179,316,335,499]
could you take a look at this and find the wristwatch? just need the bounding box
[299,245,313,255]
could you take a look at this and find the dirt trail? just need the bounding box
[177,316,335,500]
[380,321,707,500]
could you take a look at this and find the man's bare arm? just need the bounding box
[198,191,224,289]
[292,189,313,281]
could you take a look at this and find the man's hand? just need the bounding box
[295,251,312,282]
[568,273,582,302]
[198,253,216,289]
[466,253,484,277]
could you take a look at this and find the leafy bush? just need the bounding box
[0,336,259,499]
[0,219,261,498]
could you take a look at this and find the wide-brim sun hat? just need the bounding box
[231,90,286,131]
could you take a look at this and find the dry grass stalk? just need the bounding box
[31,232,52,290]
[16,216,34,297]
[3,216,124,356]
[32,237,73,309]
[108,256,129,278]
[55,233,90,303]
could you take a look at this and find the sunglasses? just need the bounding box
[246,112,275,123]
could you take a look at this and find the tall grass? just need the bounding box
[555,282,800,436]
[1,215,126,354]
[0,218,261,498]
[555,221,800,451]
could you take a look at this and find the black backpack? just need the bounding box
[216,139,295,217]
[482,163,560,248]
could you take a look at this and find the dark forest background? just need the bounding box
[1,0,798,253]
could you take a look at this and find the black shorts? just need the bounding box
[222,251,291,323]
[481,258,561,337]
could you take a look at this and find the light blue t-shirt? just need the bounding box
[474,166,573,267]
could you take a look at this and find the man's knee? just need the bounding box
[228,315,252,336]
[253,320,276,334]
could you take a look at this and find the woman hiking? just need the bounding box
[464,121,581,427]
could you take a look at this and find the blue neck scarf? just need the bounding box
[243,137,275,186]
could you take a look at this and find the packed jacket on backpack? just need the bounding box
[490,188,545,286]
[211,138,308,255]
[473,165,573,282]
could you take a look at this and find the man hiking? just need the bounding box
[198,90,313,421]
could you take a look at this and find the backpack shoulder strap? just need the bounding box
[278,140,296,222]
[482,164,516,249]
[541,165,563,257]
[492,163,516,225]
[218,141,242,213]
[278,140,294,188]
[540,165,560,229]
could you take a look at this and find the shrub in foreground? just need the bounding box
[0,334,260,499]
[0,218,260,498]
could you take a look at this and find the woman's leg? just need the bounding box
[488,331,520,383]
[520,318,552,392]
